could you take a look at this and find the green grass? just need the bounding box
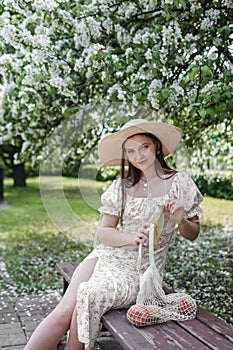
[0,177,232,324]
[0,177,104,244]
[200,196,233,226]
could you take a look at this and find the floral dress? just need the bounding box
[76,171,203,349]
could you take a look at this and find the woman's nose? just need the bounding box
[135,150,144,160]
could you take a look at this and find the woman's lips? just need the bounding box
[136,160,147,166]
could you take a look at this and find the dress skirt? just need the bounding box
[76,244,140,350]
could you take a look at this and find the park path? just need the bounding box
[0,261,122,350]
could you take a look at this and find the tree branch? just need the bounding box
[218,45,233,64]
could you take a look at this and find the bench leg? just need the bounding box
[63,278,69,295]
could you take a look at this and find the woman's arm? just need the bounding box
[97,213,148,247]
[164,200,200,241]
[178,215,200,241]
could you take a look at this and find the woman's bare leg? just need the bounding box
[65,307,83,350]
[24,258,98,350]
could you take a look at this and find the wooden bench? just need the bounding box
[56,262,233,350]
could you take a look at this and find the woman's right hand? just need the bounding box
[135,223,150,246]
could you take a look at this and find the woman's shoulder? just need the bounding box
[102,178,122,195]
[176,170,203,197]
[173,170,200,191]
[176,170,193,182]
[109,177,122,188]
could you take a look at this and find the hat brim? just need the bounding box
[98,121,182,166]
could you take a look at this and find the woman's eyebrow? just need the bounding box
[126,142,149,150]
[139,142,149,148]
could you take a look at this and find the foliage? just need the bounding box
[0,0,232,172]
[193,172,233,200]
[75,164,120,182]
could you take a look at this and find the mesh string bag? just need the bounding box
[127,220,197,327]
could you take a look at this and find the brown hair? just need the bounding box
[120,133,176,221]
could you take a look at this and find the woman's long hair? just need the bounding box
[120,133,176,222]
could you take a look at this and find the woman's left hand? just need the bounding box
[136,223,150,245]
[163,200,185,224]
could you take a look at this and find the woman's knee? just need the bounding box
[50,302,75,330]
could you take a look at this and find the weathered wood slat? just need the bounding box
[196,307,233,342]
[177,317,233,350]
[56,262,78,283]
[102,309,211,350]
[56,262,78,294]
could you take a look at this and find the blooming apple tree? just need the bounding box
[0,0,232,176]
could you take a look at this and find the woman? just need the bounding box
[24,119,203,350]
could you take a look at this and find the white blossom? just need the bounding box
[74,58,85,72]
[111,55,119,64]
[101,71,107,80]
[102,18,113,33]
[32,0,58,11]
[162,0,173,4]
[117,89,125,100]
[208,49,218,61]
[87,17,102,39]
[149,79,162,90]
[126,64,135,73]
[190,2,202,13]
[223,0,233,8]
[107,84,121,96]
[145,49,152,60]
[147,91,160,109]
[85,67,93,79]
[125,48,133,58]
[21,141,31,153]
[171,82,184,96]
[200,9,220,31]
[74,22,90,48]
[201,81,214,94]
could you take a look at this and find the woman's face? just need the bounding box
[124,134,156,174]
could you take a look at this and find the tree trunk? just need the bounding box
[12,163,26,187]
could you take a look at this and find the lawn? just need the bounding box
[0,176,232,324]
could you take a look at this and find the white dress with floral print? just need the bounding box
[76,171,203,349]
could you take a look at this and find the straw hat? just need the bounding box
[98,119,182,166]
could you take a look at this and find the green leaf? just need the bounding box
[161,88,170,99]
[190,66,199,81]
[201,65,213,78]
[152,50,160,60]
[223,91,232,99]
[198,109,206,117]
[134,52,141,61]
[33,108,40,117]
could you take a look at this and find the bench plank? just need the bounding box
[195,307,233,342]
[102,309,211,350]
[177,317,233,350]
[56,262,78,294]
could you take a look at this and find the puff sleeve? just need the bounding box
[177,171,203,219]
[98,179,122,217]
